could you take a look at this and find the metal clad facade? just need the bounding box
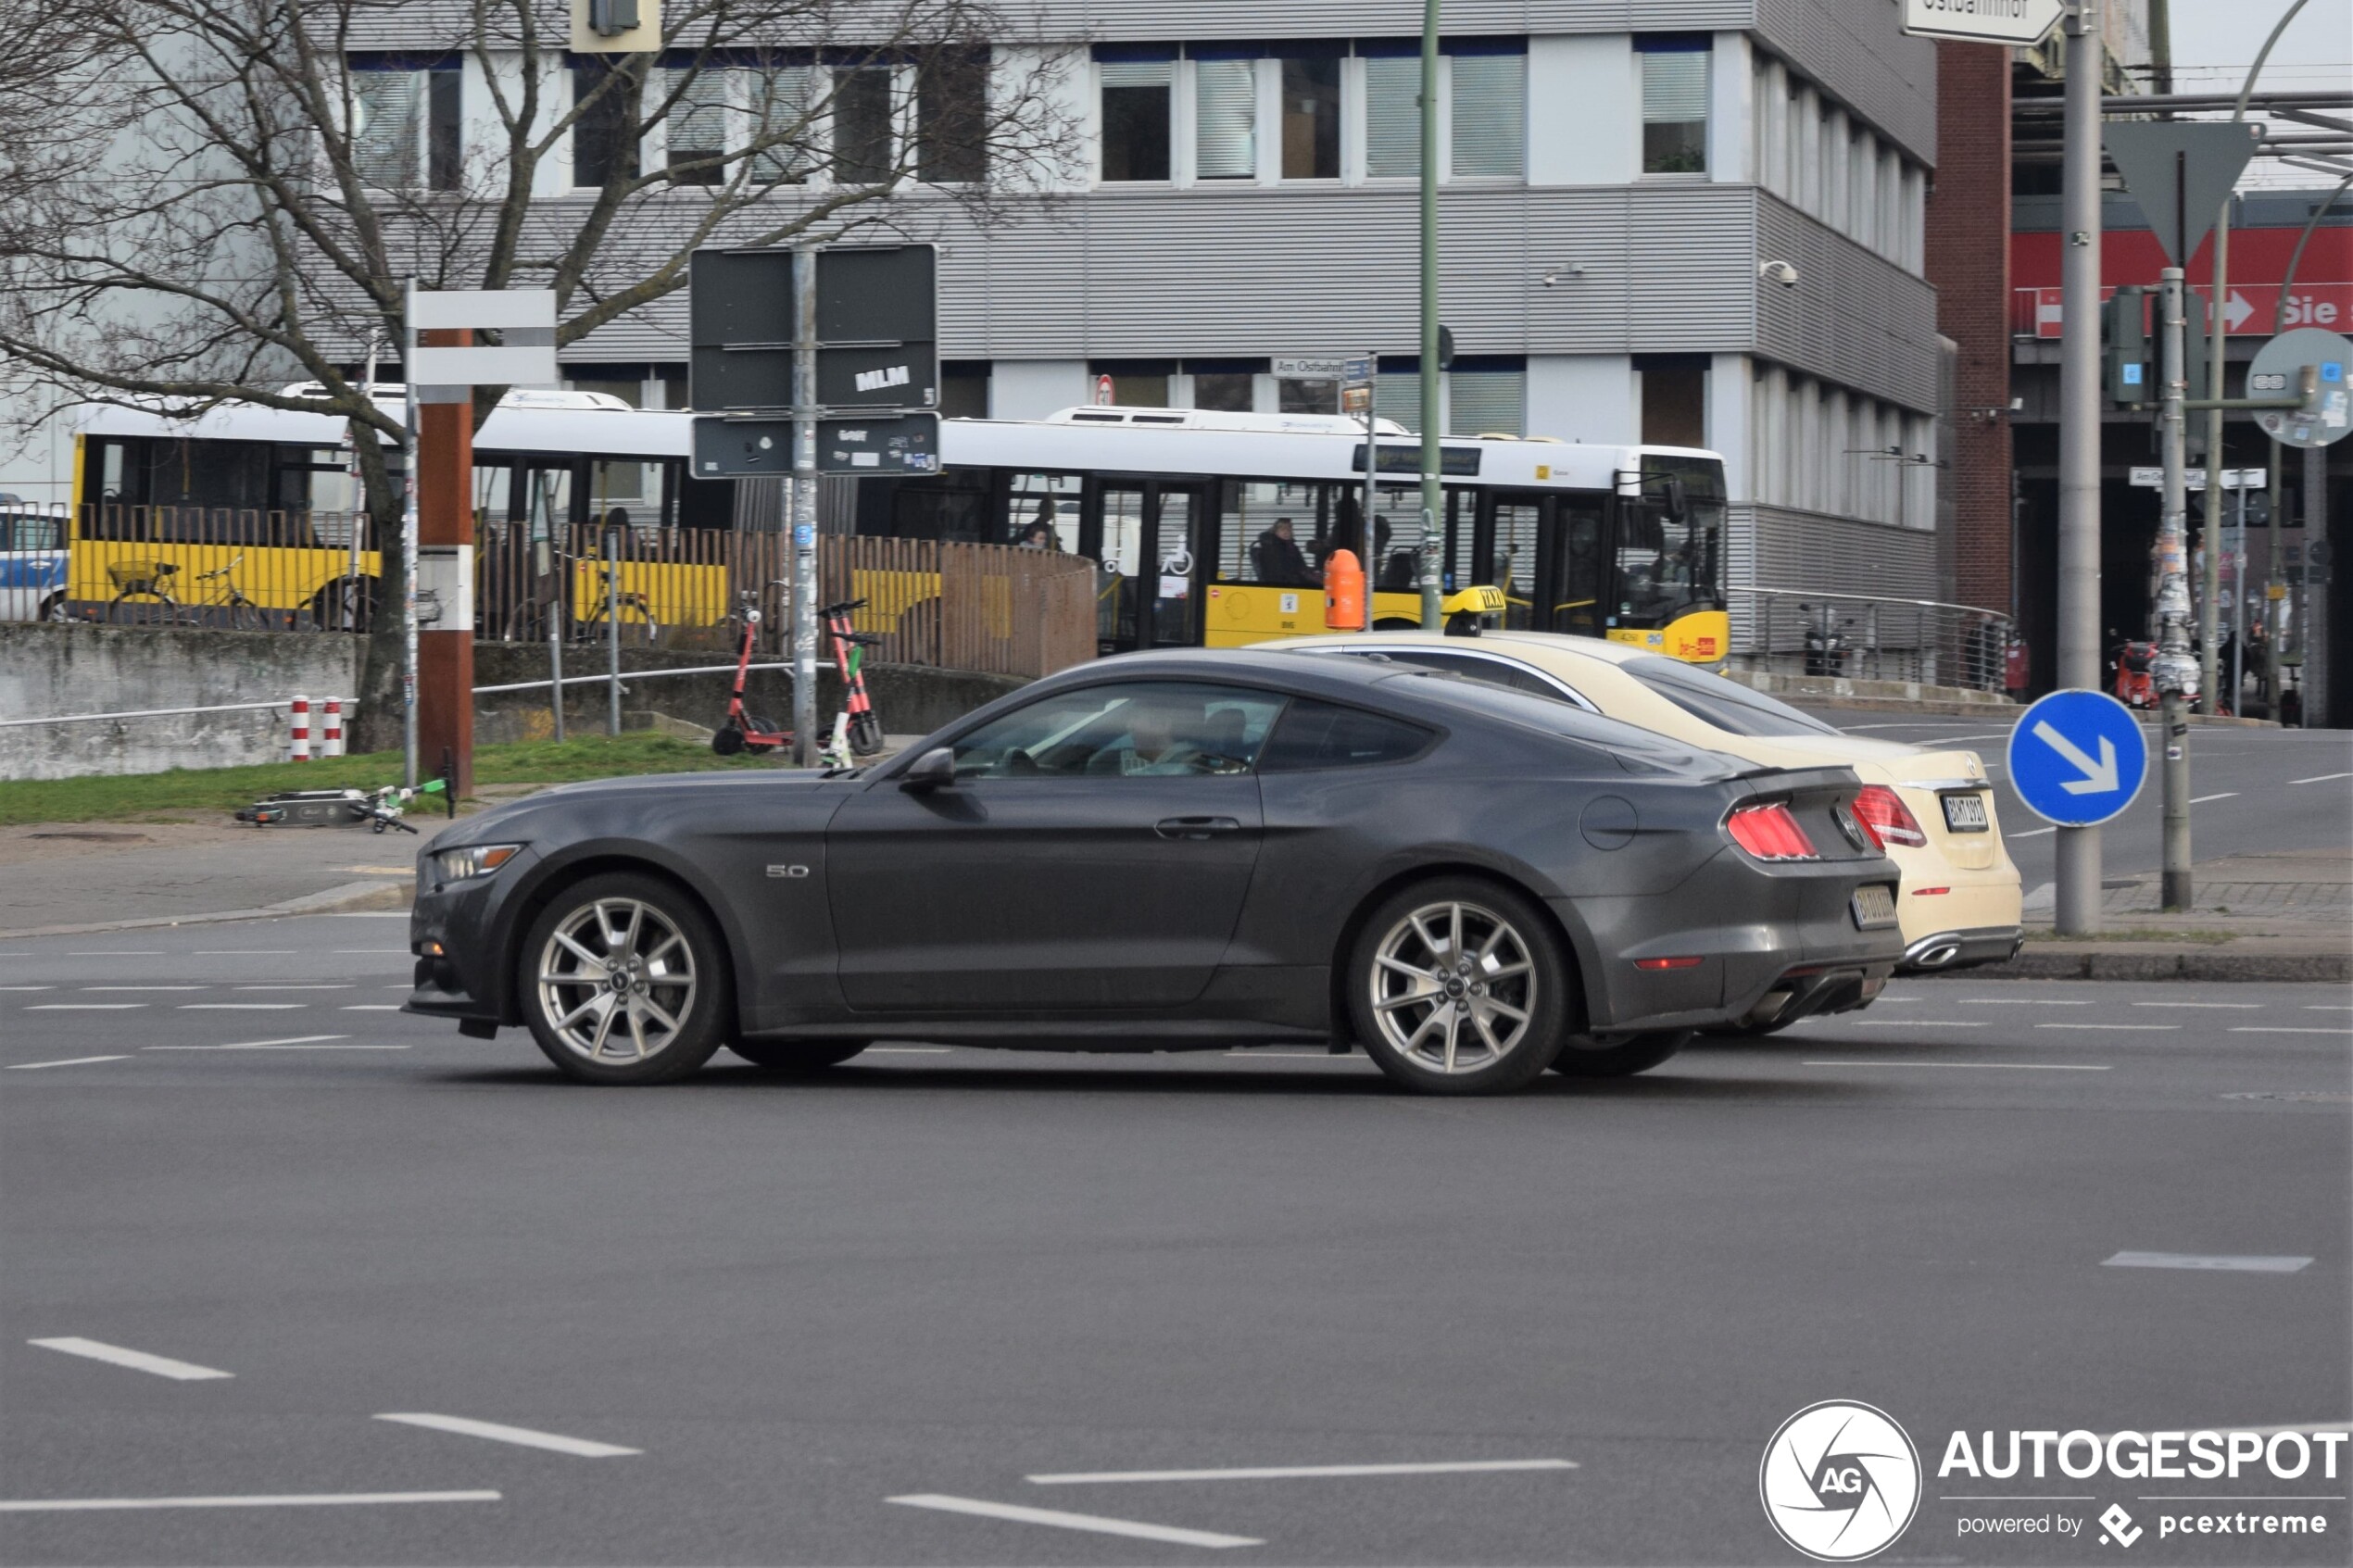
[1755,193,1939,410]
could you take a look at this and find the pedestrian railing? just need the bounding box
[1726,587,2013,695]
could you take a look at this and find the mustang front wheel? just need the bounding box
[521,873,727,1085]
[1348,878,1569,1095]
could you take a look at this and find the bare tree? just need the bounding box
[0,0,1077,747]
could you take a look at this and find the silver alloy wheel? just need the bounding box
[1368,898,1538,1074]
[535,897,698,1063]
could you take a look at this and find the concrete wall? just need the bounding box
[0,624,364,782]
[0,625,1030,781]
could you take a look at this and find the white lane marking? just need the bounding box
[141,1035,346,1051]
[2231,1026,2353,1035]
[1963,998,2095,1006]
[234,985,352,992]
[887,1494,1261,1549]
[0,1490,497,1513]
[373,1412,639,1458]
[865,1047,952,1054]
[2012,826,2057,837]
[179,1003,308,1010]
[149,1043,402,1052]
[2305,1006,2353,1012]
[1804,1060,2109,1072]
[194,950,296,956]
[81,986,204,993]
[342,1005,403,1011]
[339,949,414,955]
[65,950,162,957]
[2103,1252,2312,1273]
[29,1337,233,1380]
[2189,792,2240,805]
[2036,1022,2177,1031]
[0,986,52,992]
[2136,1001,2263,1010]
[1226,1051,1352,1059]
[1029,1459,1579,1484]
[27,1004,145,1011]
[6,1056,132,1071]
[1839,1020,1988,1028]
[2290,772,2353,784]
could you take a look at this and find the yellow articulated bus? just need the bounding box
[864,408,1730,661]
[63,395,1728,664]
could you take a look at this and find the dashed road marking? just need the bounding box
[2012,827,2057,837]
[2103,1252,2312,1273]
[0,1490,498,1513]
[142,1035,348,1052]
[2135,1001,2262,1010]
[66,951,161,957]
[2036,1022,2174,1031]
[1028,1459,1579,1484]
[1840,1020,1987,1027]
[81,986,203,993]
[1963,998,2095,1006]
[2188,793,2240,804]
[179,1003,308,1010]
[27,1004,145,1011]
[6,1056,131,1071]
[234,985,352,992]
[2290,772,2353,784]
[887,1494,1261,1549]
[373,1412,639,1458]
[1805,1060,2108,1071]
[342,1005,403,1011]
[0,986,53,992]
[29,1337,232,1380]
[2231,1026,2353,1035]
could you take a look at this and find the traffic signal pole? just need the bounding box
[2054,0,2104,935]
[791,245,820,768]
[2156,270,2197,909]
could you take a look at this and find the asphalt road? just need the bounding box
[2,913,2347,1566]
[1799,709,2353,890]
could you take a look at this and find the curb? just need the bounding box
[0,878,413,941]
[1958,947,2352,984]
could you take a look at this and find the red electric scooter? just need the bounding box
[712,596,886,759]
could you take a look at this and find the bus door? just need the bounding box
[1487,491,1606,637]
[1089,478,1212,653]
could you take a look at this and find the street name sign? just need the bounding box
[2006,690,2149,828]
[1902,0,2064,47]
[2247,327,2353,449]
[2127,467,2267,489]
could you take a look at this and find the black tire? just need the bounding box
[108,592,175,626]
[727,1039,867,1072]
[1345,875,1572,1096]
[1547,1029,1693,1077]
[848,709,886,757]
[711,724,747,757]
[517,872,731,1085]
[38,591,68,623]
[309,576,378,633]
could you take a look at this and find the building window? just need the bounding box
[1449,51,1523,178]
[832,67,894,183]
[664,69,729,186]
[1092,361,1176,406]
[918,49,988,183]
[1637,37,1709,175]
[1100,57,1172,181]
[1363,55,1419,179]
[1193,56,1256,179]
[1448,360,1526,437]
[1190,371,1254,412]
[351,60,461,191]
[1278,377,1338,414]
[749,67,813,184]
[573,64,639,186]
[939,362,990,419]
[1279,56,1341,179]
[1374,368,1423,433]
[1639,358,1706,448]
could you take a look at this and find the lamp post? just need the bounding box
[1416,0,1444,631]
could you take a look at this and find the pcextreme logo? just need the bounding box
[1760,1400,1924,1562]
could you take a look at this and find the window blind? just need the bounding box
[1448,370,1525,437]
[1364,56,1418,178]
[665,68,730,182]
[1099,60,1172,88]
[1640,52,1707,124]
[352,71,420,188]
[1374,371,1422,433]
[1195,58,1254,179]
[749,67,812,183]
[1449,55,1523,177]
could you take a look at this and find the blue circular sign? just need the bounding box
[2006,688,2149,828]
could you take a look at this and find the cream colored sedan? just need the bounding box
[1275,631,2022,981]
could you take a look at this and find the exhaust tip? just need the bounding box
[1916,944,1960,969]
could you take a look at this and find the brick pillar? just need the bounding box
[1925,41,2015,621]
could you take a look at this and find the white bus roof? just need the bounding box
[72,396,1721,491]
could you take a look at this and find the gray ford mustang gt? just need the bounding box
[407,648,1902,1095]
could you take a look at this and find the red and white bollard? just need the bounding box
[289,695,310,762]
[321,697,344,758]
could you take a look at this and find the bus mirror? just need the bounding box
[900,746,956,791]
[1662,477,1688,525]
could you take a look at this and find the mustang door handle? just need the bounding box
[1154,816,1243,840]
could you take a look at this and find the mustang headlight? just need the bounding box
[433,844,523,882]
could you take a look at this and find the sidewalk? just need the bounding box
[1982,847,2352,983]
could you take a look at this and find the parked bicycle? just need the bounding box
[106,555,271,629]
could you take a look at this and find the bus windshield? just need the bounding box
[1617,456,1723,627]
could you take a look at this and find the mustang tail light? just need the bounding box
[1727,802,1818,862]
[1852,785,1927,849]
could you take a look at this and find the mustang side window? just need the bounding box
[950,683,1284,779]
[1258,700,1433,771]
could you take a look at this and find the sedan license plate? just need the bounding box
[1851,884,1898,930]
[1941,793,1991,833]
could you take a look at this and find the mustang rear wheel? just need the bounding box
[520,873,727,1085]
[727,1039,867,1072]
[1548,1029,1693,1077]
[1348,878,1569,1095]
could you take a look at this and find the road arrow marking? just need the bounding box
[2032,721,2120,795]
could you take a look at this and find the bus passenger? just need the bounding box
[1250,518,1317,586]
[1016,521,1054,549]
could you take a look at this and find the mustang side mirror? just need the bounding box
[900,746,956,791]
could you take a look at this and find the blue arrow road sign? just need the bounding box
[2006,689,2149,828]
